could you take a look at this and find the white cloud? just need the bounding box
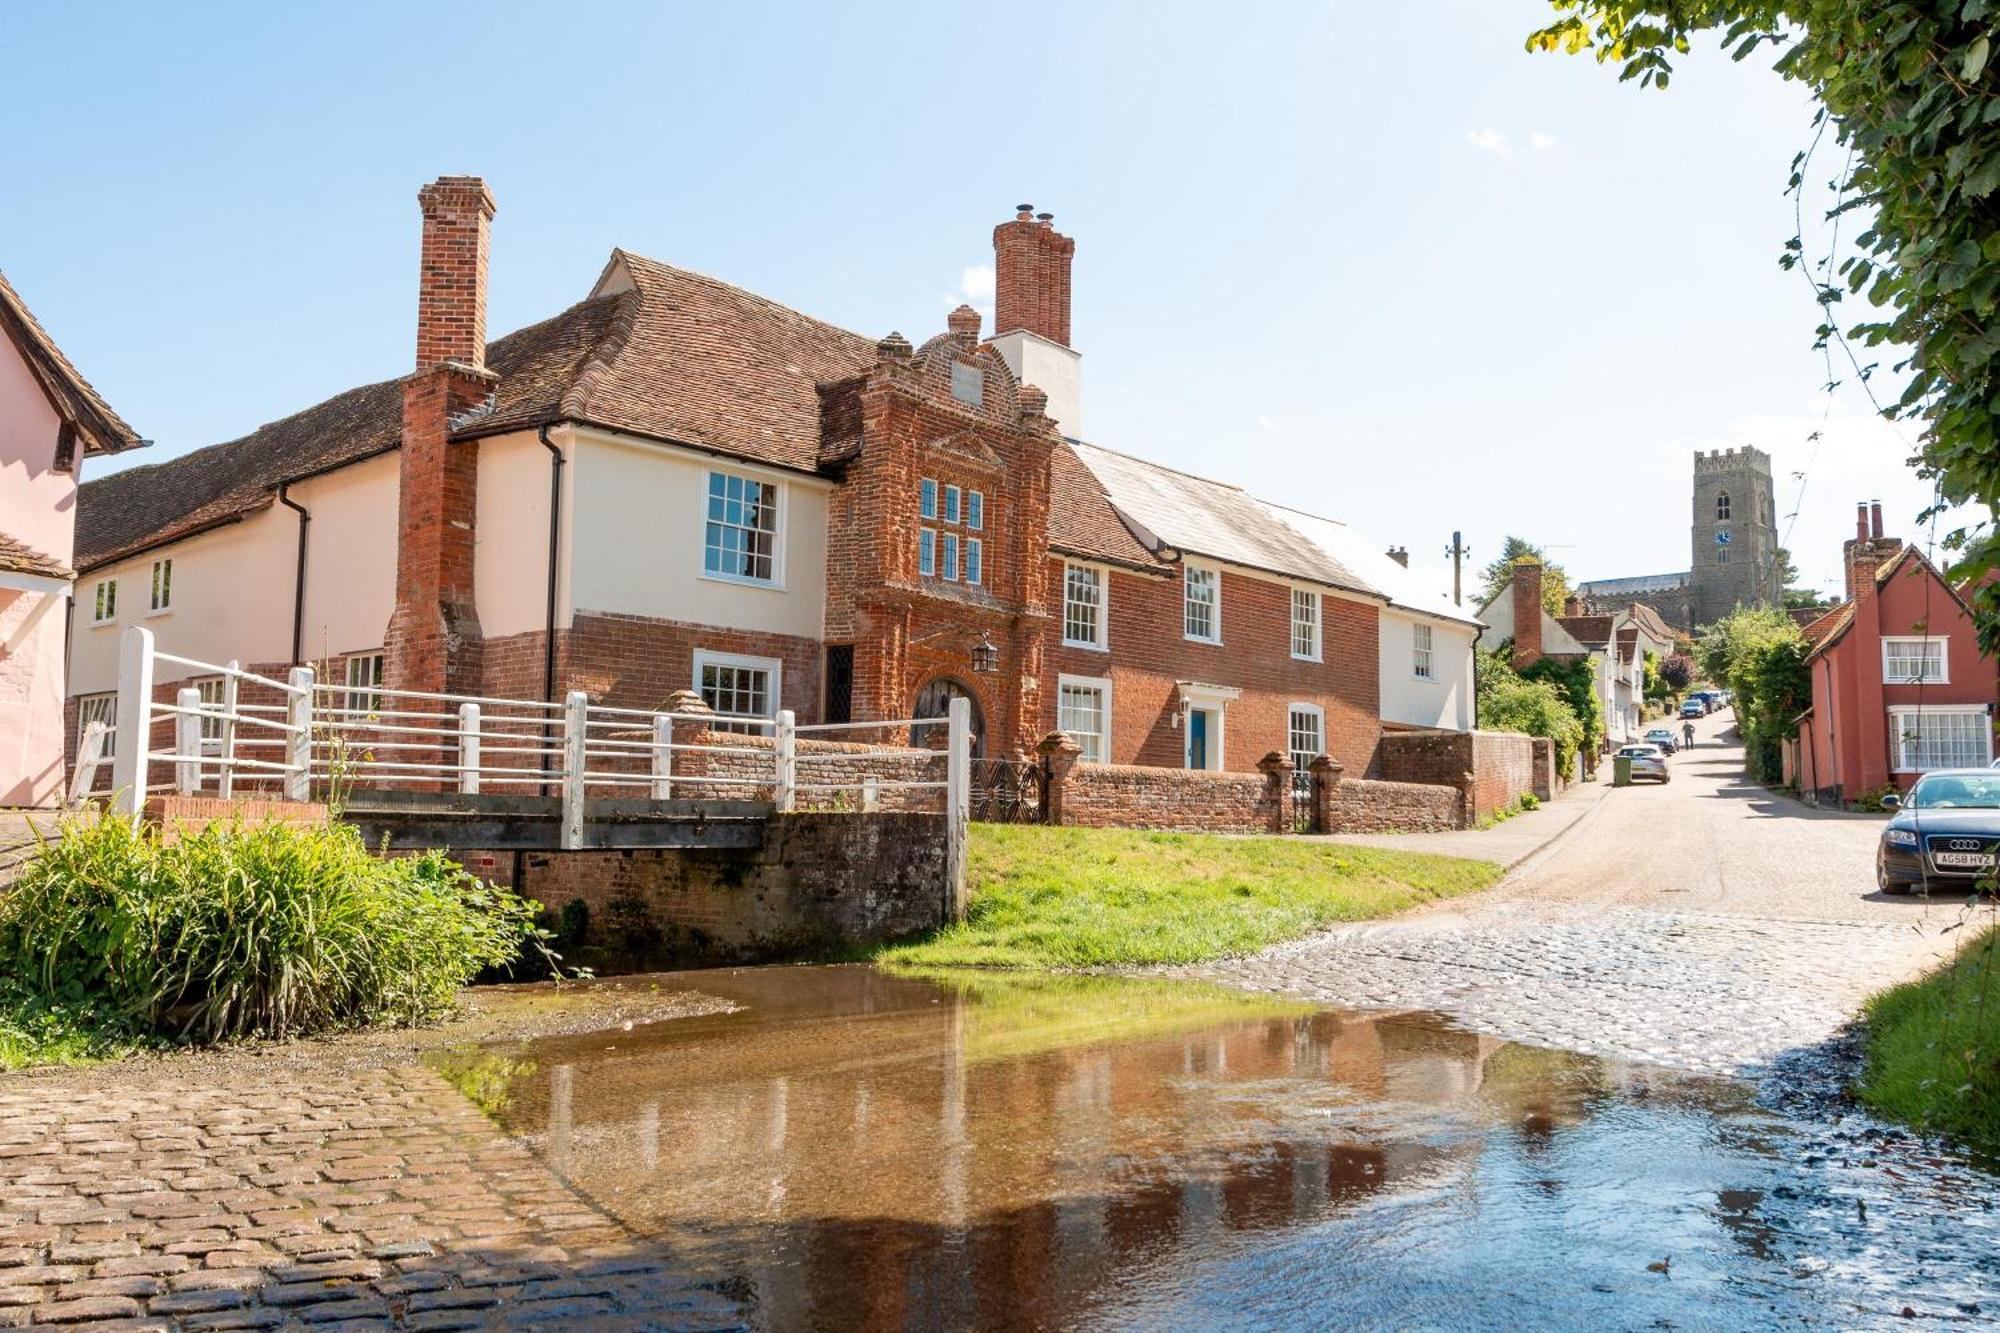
[1466,129,1512,158]
[940,262,996,316]
[1530,131,1557,151]
[1256,416,1282,432]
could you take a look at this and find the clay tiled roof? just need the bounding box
[76,296,629,570]
[1800,602,1851,649]
[1625,602,1678,644]
[1555,614,1615,647]
[0,532,70,582]
[1048,443,1164,572]
[0,270,143,458]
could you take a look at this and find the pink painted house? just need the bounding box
[1790,502,1999,803]
[0,272,143,807]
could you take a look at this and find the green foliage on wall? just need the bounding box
[1530,1,2000,647]
[1477,646,1593,776]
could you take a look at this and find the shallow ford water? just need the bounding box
[437,967,2000,1331]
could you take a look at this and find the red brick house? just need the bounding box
[1790,503,1998,802]
[67,179,1479,786]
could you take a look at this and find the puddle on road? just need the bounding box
[435,966,1999,1330]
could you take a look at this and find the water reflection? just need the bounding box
[438,967,2000,1330]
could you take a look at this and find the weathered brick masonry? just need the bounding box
[1375,730,1535,821]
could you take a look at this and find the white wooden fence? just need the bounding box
[80,628,970,880]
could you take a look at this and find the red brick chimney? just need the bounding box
[1851,538,1890,793]
[1512,558,1545,669]
[1564,594,1584,617]
[1870,499,1884,541]
[993,205,1075,347]
[1843,501,1871,602]
[385,176,499,700]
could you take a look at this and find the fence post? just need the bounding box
[1309,755,1342,835]
[1257,752,1293,834]
[111,626,155,819]
[68,722,107,806]
[650,713,673,800]
[218,661,240,799]
[774,709,797,813]
[561,690,589,850]
[944,695,971,922]
[1033,731,1082,826]
[458,702,481,796]
[174,687,202,795]
[284,667,314,803]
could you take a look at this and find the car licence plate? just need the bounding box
[1933,851,1995,868]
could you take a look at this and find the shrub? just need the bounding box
[0,816,549,1044]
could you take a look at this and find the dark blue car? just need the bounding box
[1877,769,2000,895]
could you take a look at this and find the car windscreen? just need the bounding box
[1906,774,2000,809]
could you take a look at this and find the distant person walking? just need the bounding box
[1682,720,1696,750]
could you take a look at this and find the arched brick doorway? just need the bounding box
[913,677,986,759]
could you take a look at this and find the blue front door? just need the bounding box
[1187,710,1209,770]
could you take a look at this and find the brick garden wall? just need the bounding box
[1326,778,1461,833]
[1059,762,1283,834]
[1374,730,1536,820]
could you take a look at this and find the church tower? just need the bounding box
[1689,446,1782,626]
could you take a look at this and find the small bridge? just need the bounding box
[77,628,971,910]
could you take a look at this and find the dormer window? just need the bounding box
[951,362,984,406]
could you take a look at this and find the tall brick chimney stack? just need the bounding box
[993,205,1075,348]
[1870,500,1884,541]
[386,176,500,702]
[1843,501,1871,602]
[1512,558,1545,669]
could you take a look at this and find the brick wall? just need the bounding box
[1059,762,1283,834]
[1046,560,1382,775]
[1326,778,1460,833]
[509,810,947,966]
[1374,730,1535,820]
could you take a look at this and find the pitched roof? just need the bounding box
[1801,545,1971,661]
[0,270,143,458]
[0,532,70,581]
[76,295,631,570]
[1800,602,1850,648]
[1263,502,1483,627]
[1625,602,1678,644]
[1047,443,1164,572]
[1069,442,1376,597]
[1555,614,1615,647]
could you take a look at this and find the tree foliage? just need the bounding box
[1698,607,1813,780]
[1661,651,1697,690]
[1530,1,2000,646]
[1479,537,1574,615]
[1477,646,1594,775]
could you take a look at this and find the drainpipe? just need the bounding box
[277,484,310,666]
[538,425,565,703]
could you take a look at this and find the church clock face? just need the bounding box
[1714,530,1733,547]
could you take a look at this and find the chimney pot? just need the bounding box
[414,175,496,372]
[1856,502,1870,543]
[1870,500,1884,540]
[1385,545,1409,568]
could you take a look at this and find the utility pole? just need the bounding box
[1446,531,1468,606]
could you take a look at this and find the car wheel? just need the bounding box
[1879,878,1911,896]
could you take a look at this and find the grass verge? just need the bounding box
[875,823,1502,969]
[1858,923,2000,1152]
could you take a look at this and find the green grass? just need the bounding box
[1858,923,2000,1152]
[875,823,1502,969]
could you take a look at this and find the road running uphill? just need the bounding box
[1181,712,1962,1077]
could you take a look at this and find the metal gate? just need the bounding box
[970,757,1049,824]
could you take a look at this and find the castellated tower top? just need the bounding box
[1694,445,1772,474]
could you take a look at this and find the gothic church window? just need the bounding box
[1715,492,1732,521]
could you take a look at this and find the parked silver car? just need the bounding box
[1616,743,1671,783]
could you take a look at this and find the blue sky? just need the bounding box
[3,1,1944,602]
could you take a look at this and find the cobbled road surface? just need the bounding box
[1182,711,1974,1076]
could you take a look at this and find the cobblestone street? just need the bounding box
[0,1040,742,1330]
[1181,712,1975,1075]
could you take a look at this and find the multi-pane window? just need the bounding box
[1892,706,1990,772]
[1184,564,1219,642]
[1063,564,1105,648]
[195,676,226,743]
[1884,637,1948,684]
[77,693,116,758]
[150,559,173,612]
[696,652,779,728]
[1716,492,1732,520]
[1413,623,1434,679]
[92,580,116,624]
[703,470,779,585]
[916,478,987,585]
[1289,705,1325,789]
[343,653,384,715]
[1058,677,1110,763]
[1290,588,1320,660]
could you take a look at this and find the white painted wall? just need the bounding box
[69,452,400,695]
[992,329,1082,438]
[1378,609,1477,731]
[0,334,72,804]
[567,426,828,638]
